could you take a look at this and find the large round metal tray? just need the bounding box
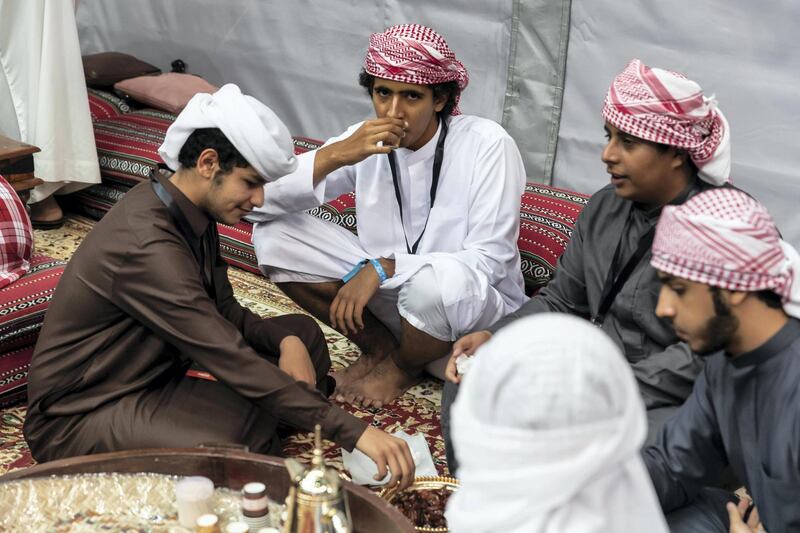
[0,448,414,533]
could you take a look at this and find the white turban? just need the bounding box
[158,83,297,181]
[446,314,669,533]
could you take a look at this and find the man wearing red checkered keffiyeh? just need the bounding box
[603,58,731,187]
[443,60,736,469]
[644,187,800,533]
[362,23,469,115]
[251,24,526,409]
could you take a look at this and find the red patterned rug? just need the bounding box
[0,216,447,477]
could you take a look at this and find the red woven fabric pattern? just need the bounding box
[87,88,131,122]
[218,220,261,275]
[518,183,589,292]
[0,254,65,407]
[93,109,176,188]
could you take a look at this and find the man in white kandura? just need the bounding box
[248,24,526,408]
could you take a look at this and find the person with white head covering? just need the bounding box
[248,24,526,409]
[443,59,738,471]
[446,313,669,533]
[644,187,800,533]
[24,85,416,490]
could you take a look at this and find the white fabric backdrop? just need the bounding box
[75,1,799,246]
[553,0,800,247]
[75,0,513,141]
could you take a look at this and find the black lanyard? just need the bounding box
[150,173,216,298]
[592,209,656,326]
[387,118,449,254]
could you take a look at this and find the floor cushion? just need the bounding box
[87,88,132,122]
[0,254,66,407]
[519,184,590,292]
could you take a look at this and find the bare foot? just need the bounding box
[335,357,421,409]
[332,352,387,389]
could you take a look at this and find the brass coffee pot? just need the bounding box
[282,425,352,533]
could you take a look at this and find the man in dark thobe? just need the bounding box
[24,84,414,488]
[442,59,735,472]
[644,187,800,533]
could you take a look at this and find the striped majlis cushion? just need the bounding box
[0,254,65,407]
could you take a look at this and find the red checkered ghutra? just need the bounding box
[602,59,731,186]
[364,24,469,114]
[651,188,800,317]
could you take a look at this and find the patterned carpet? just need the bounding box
[0,215,446,477]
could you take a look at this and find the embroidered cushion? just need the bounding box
[114,73,219,114]
[92,109,176,188]
[518,183,589,292]
[87,88,132,122]
[83,52,161,88]
[0,254,65,407]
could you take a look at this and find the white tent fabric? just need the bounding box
[76,0,513,141]
[553,0,800,247]
[75,0,799,246]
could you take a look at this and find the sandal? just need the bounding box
[31,216,65,230]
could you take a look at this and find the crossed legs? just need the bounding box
[277,276,452,408]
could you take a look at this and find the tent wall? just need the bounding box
[554,0,800,246]
[75,0,570,191]
[76,1,798,246]
[76,1,515,142]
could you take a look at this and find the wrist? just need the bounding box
[377,257,395,278]
[369,258,389,283]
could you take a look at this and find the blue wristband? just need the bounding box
[369,258,389,283]
[342,259,368,283]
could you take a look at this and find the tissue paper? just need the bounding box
[342,431,437,485]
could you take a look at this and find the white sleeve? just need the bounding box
[383,134,526,289]
[246,124,362,222]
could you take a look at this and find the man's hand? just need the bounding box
[330,259,393,335]
[278,336,317,386]
[355,426,415,489]
[445,330,492,384]
[314,118,408,182]
[727,500,764,533]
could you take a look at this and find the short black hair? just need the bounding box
[710,285,783,310]
[177,128,250,173]
[754,289,784,309]
[358,69,460,117]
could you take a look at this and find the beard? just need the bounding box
[693,288,739,356]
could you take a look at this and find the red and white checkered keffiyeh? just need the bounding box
[602,59,731,186]
[0,175,34,289]
[651,188,800,319]
[364,24,469,115]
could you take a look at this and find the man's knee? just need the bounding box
[399,265,450,340]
